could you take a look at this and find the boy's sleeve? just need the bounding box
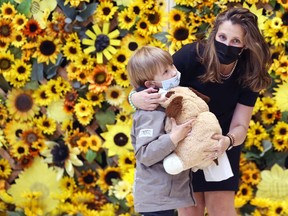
[133,110,176,167]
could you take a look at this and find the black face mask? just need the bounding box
[214,39,243,65]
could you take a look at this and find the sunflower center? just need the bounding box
[17,146,25,154]
[43,121,50,127]
[105,171,120,185]
[4,7,13,15]
[26,132,38,144]
[174,14,181,21]
[40,40,56,56]
[110,91,119,99]
[94,72,106,84]
[69,47,77,54]
[103,7,111,16]
[174,27,189,41]
[0,24,11,37]
[16,18,24,26]
[117,54,126,63]
[15,93,33,112]
[139,21,147,30]
[276,30,283,39]
[148,13,160,24]
[128,42,138,51]
[114,132,128,146]
[133,6,140,15]
[125,158,132,164]
[17,66,26,74]
[51,142,69,167]
[0,58,11,70]
[84,174,94,184]
[125,15,132,23]
[28,23,39,33]
[121,73,128,81]
[95,34,110,52]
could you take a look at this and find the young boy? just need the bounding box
[127,46,195,216]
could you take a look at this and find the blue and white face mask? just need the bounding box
[161,71,181,90]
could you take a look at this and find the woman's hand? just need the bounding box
[204,134,230,160]
[131,88,166,110]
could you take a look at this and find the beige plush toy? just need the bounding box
[161,86,222,175]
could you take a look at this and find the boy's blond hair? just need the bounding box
[127,46,173,89]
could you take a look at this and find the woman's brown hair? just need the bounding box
[199,7,272,92]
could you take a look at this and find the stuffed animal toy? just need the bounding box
[161,86,222,175]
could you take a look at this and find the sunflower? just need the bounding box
[0,40,9,52]
[245,120,270,151]
[64,0,89,7]
[272,121,288,140]
[9,59,31,83]
[235,182,254,203]
[128,1,144,17]
[62,40,82,62]
[0,158,12,179]
[0,17,15,43]
[278,0,288,9]
[85,91,105,107]
[76,136,90,153]
[0,2,17,19]
[6,88,39,122]
[168,9,187,27]
[87,64,113,93]
[113,68,130,87]
[78,169,97,188]
[34,115,57,135]
[267,201,288,216]
[272,137,287,152]
[41,140,83,178]
[273,55,288,81]
[273,82,288,112]
[60,176,76,195]
[23,19,42,38]
[9,141,30,159]
[0,50,14,74]
[12,13,28,30]
[167,24,197,54]
[8,157,61,214]
[74,52,95,71]
[112,48,130,68]
[74,98,94,126]
[0,129,7,148]
[120,33,144,54]
[256,163,288,200]
[135,18,151,37]
[94,0,118,23]
[64,128,88,147]
[101,122,133,157]
[33,85,54,106]
[118,8,136,30]
[88,134,102,152]
[3,120,28,145]
[11,32,27,48]
[30,0,57,29]
[105,85,126,107]
[118,151,135,170]
[82,22,121,64]
[0,103,8,126]
[261,110,278,125]
[97,166,122,193]
[33,35,62,64]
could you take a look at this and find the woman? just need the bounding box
[130,7,272,216]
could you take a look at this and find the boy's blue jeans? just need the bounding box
[140,209,175,216]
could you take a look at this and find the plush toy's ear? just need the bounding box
[188,87,210,103]
[166,96,183,118]
[165,90,175,98]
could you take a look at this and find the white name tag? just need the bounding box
[139,129,153,137]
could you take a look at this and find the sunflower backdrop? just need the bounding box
[0,0,287,215]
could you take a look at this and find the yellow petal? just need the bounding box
[103,23,110,35]
[110,39,121,46]
[85,30,97,40]
[108,29,120,39]
[84,46,96,54]
[92,24,102,35]
[103,49,112,61]
[96,52,103,64]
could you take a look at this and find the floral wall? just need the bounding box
[0,0,287,215]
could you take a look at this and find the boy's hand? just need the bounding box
[169,118,194,145]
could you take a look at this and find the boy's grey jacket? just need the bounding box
[131,107,195,213]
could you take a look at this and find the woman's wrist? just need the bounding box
[226,133,235,150]
[128,90,137,110]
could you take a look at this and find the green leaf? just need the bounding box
[173,5,194,13]
[24,80,39,90]
[31,59,44,81]
[86,149,97,163]
[152,32,169,44]
[0,74,10,92]
[95,109,115,131]
[78,3,97,21]
[57,0,77,19]
[7,211,26,216]
[16,0,32,16]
